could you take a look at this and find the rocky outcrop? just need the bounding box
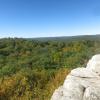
[51,54,100,100]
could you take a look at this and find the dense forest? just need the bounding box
[0,37,100,100]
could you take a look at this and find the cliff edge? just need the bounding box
[51,54,100,100]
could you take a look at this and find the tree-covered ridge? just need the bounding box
[0,38,100,100]
[28,35,100,42]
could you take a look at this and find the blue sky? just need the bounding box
[0,0,100,38]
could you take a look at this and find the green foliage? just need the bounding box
[0,38,100,99]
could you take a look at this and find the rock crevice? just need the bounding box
[51,54,100,100]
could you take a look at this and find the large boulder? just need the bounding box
[51,54,100,100]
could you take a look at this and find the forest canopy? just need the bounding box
[0,38,100,100]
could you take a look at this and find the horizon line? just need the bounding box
[0,34,100,39]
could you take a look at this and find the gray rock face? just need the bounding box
[51,54,100,100]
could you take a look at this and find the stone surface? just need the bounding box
[51,54,100,100]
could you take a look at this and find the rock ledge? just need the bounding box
[51,54,100,100]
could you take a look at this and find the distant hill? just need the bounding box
[27,34,100,42]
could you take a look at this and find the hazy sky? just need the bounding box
[0,0,100,38]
